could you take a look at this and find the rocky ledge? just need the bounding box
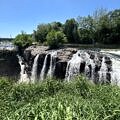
[23,46,112,81]
[24,46,79,78]
[0,49,20,78]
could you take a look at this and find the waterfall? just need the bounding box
[40,54,49,80]
[83,52,90,77]
[85,59,95,80]
[84,52,95,80]
[17,55,30,83]
[65,51,83,81]
[110,58,120,86]
[90,59,95,80]
[65,51,96,81]
[40,51,57,80]
[83,52,95,80]
[31,54,39,83]
[47,51,57,78]
[85,65,90,77]
[17,49,120,85]
[99,57,107,83]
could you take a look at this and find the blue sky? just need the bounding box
[0,0,120,38]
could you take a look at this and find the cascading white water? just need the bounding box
[101,50,120,56]
[65,51,84,81]
[47,51,57,78]
[84,53,90,77]
[40,54,49,80]
[40,51,57,80]
[110,58,120,86]
[16,49,120,85]
[99,57,107,83]
[84,52,95,80]
[17,55,30,83]
[31,54,39,83]
[90,59,95,80]
[65,51,97,82]
[85,65,90,76]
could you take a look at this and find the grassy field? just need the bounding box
[0,76,120,120]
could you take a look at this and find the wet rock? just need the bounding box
[0,50,20,79]
[23,46,113,83]
[55,61,67,79]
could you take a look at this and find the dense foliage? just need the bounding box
[0,76,120,120]
[46,30,67,48]
[63,18,79,43]
[14,31,32,48]
[33,24,51,43]
[14,9,120,48]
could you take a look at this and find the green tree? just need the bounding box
[77,15,95,44]
[108,9,120,44]
[34,24,51,43]
[64,18,79,43]
[93,8,108,23]
[50,22,63,31]
[14,31,32,48]
[92,8,110,44]
[95,14,111,44]
[46,30,67,48]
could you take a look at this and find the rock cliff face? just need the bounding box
[0,50,20,79]
[23,46,113,84]
[0,45,118,85]
[24,46,79,79]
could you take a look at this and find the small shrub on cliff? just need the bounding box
[46,30,67,49]
[14,31,33,48]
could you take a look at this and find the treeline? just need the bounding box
[14,8,120,48]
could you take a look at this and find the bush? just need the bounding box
[14,31,33,48]
[46,30,67,48]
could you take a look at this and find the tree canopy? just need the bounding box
[14,31,32,48]
[14,8,120,48]
[46,30,67,48]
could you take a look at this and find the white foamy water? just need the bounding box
[31,54,39,83]
[40,54,49,80]
[84,52,95,80]
[101,50,120,85]
[110,58,120,86]
[40,51,57,80]
[17,55,30,83]
[65,51,82,81]
[99,57,107,83]
[101,50,120,56]
[65,51,96,81]
[47,51,57,78]
[0,41,16,51]
[16,49,120,86]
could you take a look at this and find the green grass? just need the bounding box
[0,76,120,120]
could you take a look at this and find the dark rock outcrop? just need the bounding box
[24,46,78,79]
[0,50,20,79]
[0,44,114,84]
[23,46,112,84]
